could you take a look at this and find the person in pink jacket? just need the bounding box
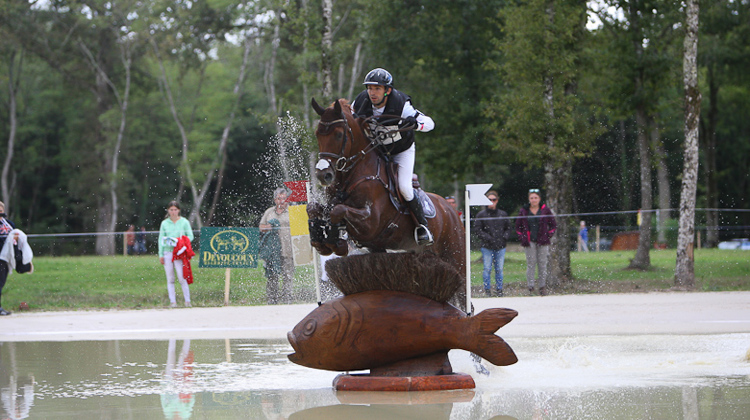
[515,189,556,296]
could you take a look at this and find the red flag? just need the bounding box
[284,180,308,202]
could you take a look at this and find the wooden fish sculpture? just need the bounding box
[287,290,518,371]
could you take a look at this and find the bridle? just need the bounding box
[316,115,379,173]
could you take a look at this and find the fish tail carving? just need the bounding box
[468,308,518,366]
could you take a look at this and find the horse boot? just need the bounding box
[407,198,434,246]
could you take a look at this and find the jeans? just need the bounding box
[481,247,506,291]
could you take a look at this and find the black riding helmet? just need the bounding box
[363,68,393,88]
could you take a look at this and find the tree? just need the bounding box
[1,48,20,208]
[485,0,597,285]
[674,0,700,287]
[146,0,237,227]
[591,0,682,269]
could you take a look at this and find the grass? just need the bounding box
[470,248,750,295]
[2,249,748,312]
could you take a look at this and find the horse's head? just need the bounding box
[311,98,365,187]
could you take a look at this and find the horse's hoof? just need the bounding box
[334,241,349,256]
[312,242,333,256]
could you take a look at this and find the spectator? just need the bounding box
[158,201,194,308]
[135,226,147,255]
[125,225,136,255]
[578,220,589,252]
[474,191,511,297]
[259,187,294,304]
[0,201,15,316]
[515,189,557,296]
[445,196,463,221]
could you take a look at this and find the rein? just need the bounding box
[362,114,417,151]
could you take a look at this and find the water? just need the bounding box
[2,334,749,419]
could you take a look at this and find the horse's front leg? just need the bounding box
[330,202,372,238]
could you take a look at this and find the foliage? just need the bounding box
[0,0,749,252]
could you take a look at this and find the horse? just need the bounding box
[307,98,466,278]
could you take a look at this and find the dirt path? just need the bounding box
[1,291,749,342]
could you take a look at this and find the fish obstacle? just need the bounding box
[286,252,518,392]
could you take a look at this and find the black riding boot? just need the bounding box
[407,198,434,246]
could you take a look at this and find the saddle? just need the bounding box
[383,158,436,219]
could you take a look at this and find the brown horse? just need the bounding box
[307,98,465,277]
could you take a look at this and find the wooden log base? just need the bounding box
[333,372,476,392]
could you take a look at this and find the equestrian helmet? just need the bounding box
[363,68,393,88]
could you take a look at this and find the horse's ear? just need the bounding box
[311,98,325,116]
[333,99,342,115]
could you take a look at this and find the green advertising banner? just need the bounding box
[199,227,259,268]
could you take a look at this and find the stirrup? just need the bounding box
[414,224,434,246]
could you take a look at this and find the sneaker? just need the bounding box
[185,302,192,308]
[539,287,548,296]
[528,286,534,293]
[0,308,11,316]
[169,302,178,308]
[496,289,504,297]
[484,289,492,296]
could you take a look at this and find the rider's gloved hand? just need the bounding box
[402,115,418,129]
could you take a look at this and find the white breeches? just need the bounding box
[394,143,416,201]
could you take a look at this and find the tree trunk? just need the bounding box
[546,159,573,286]
[301,0,311,128]
[541,0,571,286]
[703,64,719,247]
[652,122,671,244]
[2,49,19,208]
[347,41,363,100]
[629,105,652,269]
[627,1,651,270]
[265,14,281,117]
[94,63,116,255]
[675,0,701,288]
[321,0,333,99]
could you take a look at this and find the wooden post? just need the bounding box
[123,232,127,256]
[464,190,471,315]
[225,338,232,363]
[596,225,601,252]
[224,268,231,306]
[696,230,701,250]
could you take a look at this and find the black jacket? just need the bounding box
[474,208,510,250]
[353,88,415,155]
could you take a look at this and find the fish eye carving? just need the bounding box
[303,319,317,336]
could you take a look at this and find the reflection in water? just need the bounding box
[0,343,35,420]
[1,375,35,420]
[161,339,195,420]
[0,335,748,419]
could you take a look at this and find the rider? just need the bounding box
[351,68,435,246]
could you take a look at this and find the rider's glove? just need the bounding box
[402,115,418,130]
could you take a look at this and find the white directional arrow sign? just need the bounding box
[466,183,494,206]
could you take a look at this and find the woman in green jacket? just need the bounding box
[158,201,194,308]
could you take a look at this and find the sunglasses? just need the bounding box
[488,197,498,202]
[529,189,540,193]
